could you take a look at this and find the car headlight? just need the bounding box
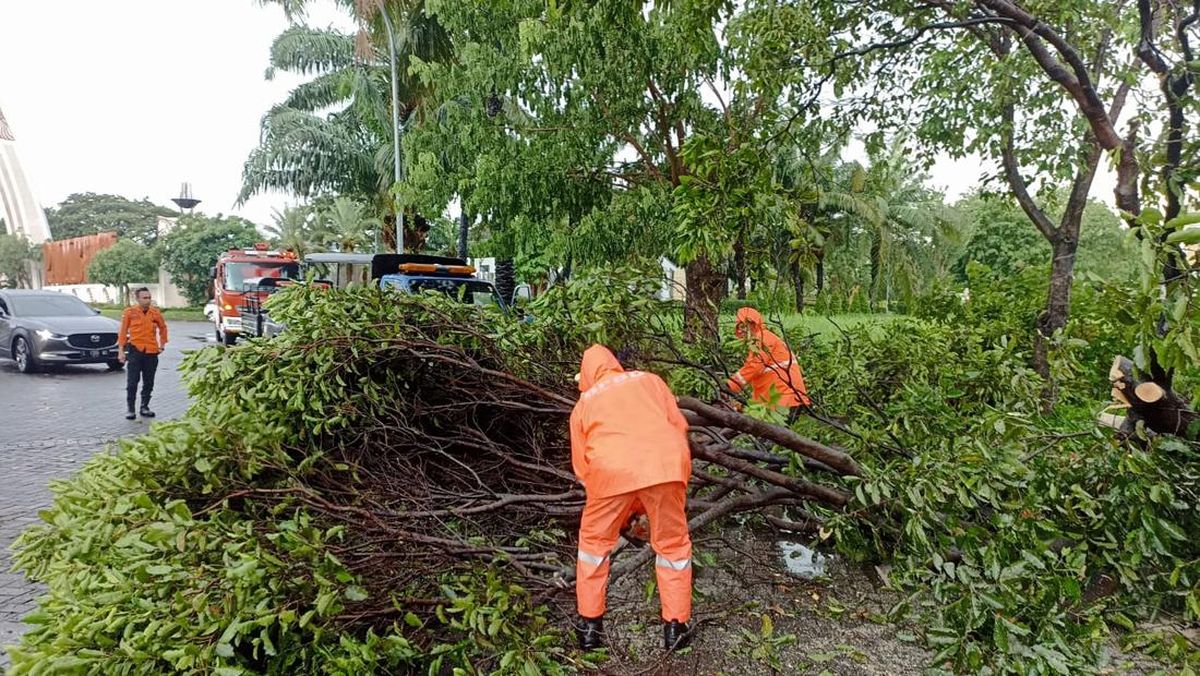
[35,329,65,341]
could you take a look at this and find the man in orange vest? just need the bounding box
[570,344,694,652]
[727,308,810,417]
[117,287,169,420]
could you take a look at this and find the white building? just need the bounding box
[0,106,52,245]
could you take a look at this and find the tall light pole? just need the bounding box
[376,3,405,253]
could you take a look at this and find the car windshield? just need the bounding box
[8,295,96,317]
[407,279,503,308]
[224,262,300,291]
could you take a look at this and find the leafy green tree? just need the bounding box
[45,193,177,245]
[408,0,794,339]
[782,0,1135,394]
[953,195,1050,281]
[1076,201,1134,284]
[86,240,161,303]
[159,215,260,305]
[956,194,1134,284]
[0,233,39,289]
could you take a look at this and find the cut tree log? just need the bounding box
[678,397,863,476]
[1108,356,1200,438]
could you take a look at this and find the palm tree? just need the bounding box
[244,1,452,251]
[771,136,856,308]
[264,205,316,256]
[851,141,961,309]
[239,25,391,205]
[318,197,381,253]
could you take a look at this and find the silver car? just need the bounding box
[0,290,123,374]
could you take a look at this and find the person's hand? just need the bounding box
[117,350,126,364]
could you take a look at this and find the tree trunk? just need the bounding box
[684,256,723,345]
[381,214,397,252]
[457,210,469,260]
[495,258,516,306]
[734,236,747,301]
[1032,234,1078,405]
[405,211,430,253]
[791,259,805,313]
[816,253,825,296]
[868,233,882,311]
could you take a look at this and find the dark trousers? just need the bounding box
[126,347,158,410]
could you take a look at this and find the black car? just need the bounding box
[0,290,123,373]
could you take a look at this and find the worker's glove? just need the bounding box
[621,514,650,547]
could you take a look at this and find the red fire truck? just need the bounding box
[210,244,300,345]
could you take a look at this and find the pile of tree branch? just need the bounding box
[225,332,860,630]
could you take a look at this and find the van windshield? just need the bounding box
[406,278,503,308]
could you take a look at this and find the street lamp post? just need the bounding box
[377,3,405,253]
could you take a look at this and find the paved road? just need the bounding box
[0,321,211,667]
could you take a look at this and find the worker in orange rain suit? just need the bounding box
[570,344,694,652]
[726,307,811,418]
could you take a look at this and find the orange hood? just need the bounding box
[735,307,765,339]
[578,344,624,392]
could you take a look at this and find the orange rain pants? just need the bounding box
[576,481,692,622]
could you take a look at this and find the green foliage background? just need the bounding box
[159,216,262,306]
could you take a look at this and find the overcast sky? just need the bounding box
[0,1,1118,233]
[0,0,351,229]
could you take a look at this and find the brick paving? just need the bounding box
[0,322,210,668]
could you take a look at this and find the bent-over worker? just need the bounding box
[727,307,810,415]
[570,344,694,652]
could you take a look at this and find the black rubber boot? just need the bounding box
[664,620,691,651]
[140,406,156,418]
[577,616,604,651]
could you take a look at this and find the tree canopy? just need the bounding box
[86,240,161,303]
[45,193,177,246]
[159,215,261,305]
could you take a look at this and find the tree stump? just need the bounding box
[1108,356,1200,439]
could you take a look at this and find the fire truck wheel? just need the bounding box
[223,331,237,346]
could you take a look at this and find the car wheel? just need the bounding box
[13,336,38,374]
[223,331,237,346]
[107,360,124,371]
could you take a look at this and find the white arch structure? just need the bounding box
[0,106,52,244]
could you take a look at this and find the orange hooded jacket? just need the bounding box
[727,308,810,408]
[569,345,692,499]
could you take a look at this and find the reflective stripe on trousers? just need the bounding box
[656,554,691,571]
[578,549,609,567]
[576,481,692,622]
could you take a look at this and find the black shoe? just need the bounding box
[664,620,691,651]
[139,406,156,418]
[577,616,604,651]
[125,410,136,420]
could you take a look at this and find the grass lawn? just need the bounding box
[778,313,902,342]
[97,305,208,322]
[718,311,902,343]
